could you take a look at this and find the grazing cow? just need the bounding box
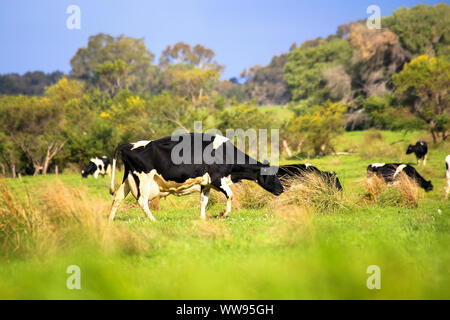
[109,133,284,221]
[277,164,343,191]
[445,155,450,199]
[406,141,428,165]
[367,163,433,191]
[82,156,111,179]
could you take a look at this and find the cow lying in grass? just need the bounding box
[367,163,433,191]
[109,133,284,221]
[81,156,111,179]
[406,141,428,165]
[276,164,343,191]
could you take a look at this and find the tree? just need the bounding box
[241,53,291,105]
[383,3,450,59]
[393,55,449,142]
[347,23,410,97]
[283,39,352,106]
[70,33,155,94]
[284,101,348,156]
[161,66,220,108]
[159,42,224,71]
[94,59,130,97]
[216,104,274,132]
[0,95,66,175]
[0,71,63,95]
[0,78,85,175]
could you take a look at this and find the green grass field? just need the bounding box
[0,130,449,299]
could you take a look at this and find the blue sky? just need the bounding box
[0,0,446,79]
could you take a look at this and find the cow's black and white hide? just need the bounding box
[445,155,450,199]
[276,164,343,191]
[109,134,284,221]
[81,156,111,179]
[406,141,428,165]
[367,163,433,191]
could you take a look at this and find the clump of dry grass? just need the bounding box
[271,172,346,214]
[0,179,151,259]
[231,180,275,210]
[363,173,423,208]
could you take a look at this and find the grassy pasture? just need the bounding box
[0,130,449,299]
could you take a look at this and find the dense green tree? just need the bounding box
[0,95,66,175]
[159,42,224,71]
[216,104,274,132]
[283,39,352,106]
[284,101,348,156]
[70,33,155,95]
[393,55,450,142]
[383,3,450,59]
[0,71,63,95]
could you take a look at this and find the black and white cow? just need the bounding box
[276,164,343,191]
[109,133,284,221]
[406,141,428,165]
[445,155,450,199]
[81,156,111,179]
[367,163,433,191]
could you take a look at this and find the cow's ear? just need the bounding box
[263,159,270,166]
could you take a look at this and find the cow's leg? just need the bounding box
[136,173,157,221]
[219,179,233,218]
[94,169,100,179]
[417,157,420,165]
[200,187,210,220]
[109,181,130,221]
[423,154,427,166]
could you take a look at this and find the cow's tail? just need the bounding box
[110,144,128,195]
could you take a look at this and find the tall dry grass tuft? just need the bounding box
[271,172,346,214]
[363,173,423,208]
[0,179,151,259]
[231,180,275,210]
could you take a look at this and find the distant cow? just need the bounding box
[445,155,450,199]
[109,133,284,221]
[406,141,428,165]
[367,163,433,191]
[277,164,343,191]
[82,156,111,179]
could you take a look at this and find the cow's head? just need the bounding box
[257,164,284,196]
[81,161,97,178]
[406,145,414,154]
[423,180,433,192]
[330,172,343,191]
